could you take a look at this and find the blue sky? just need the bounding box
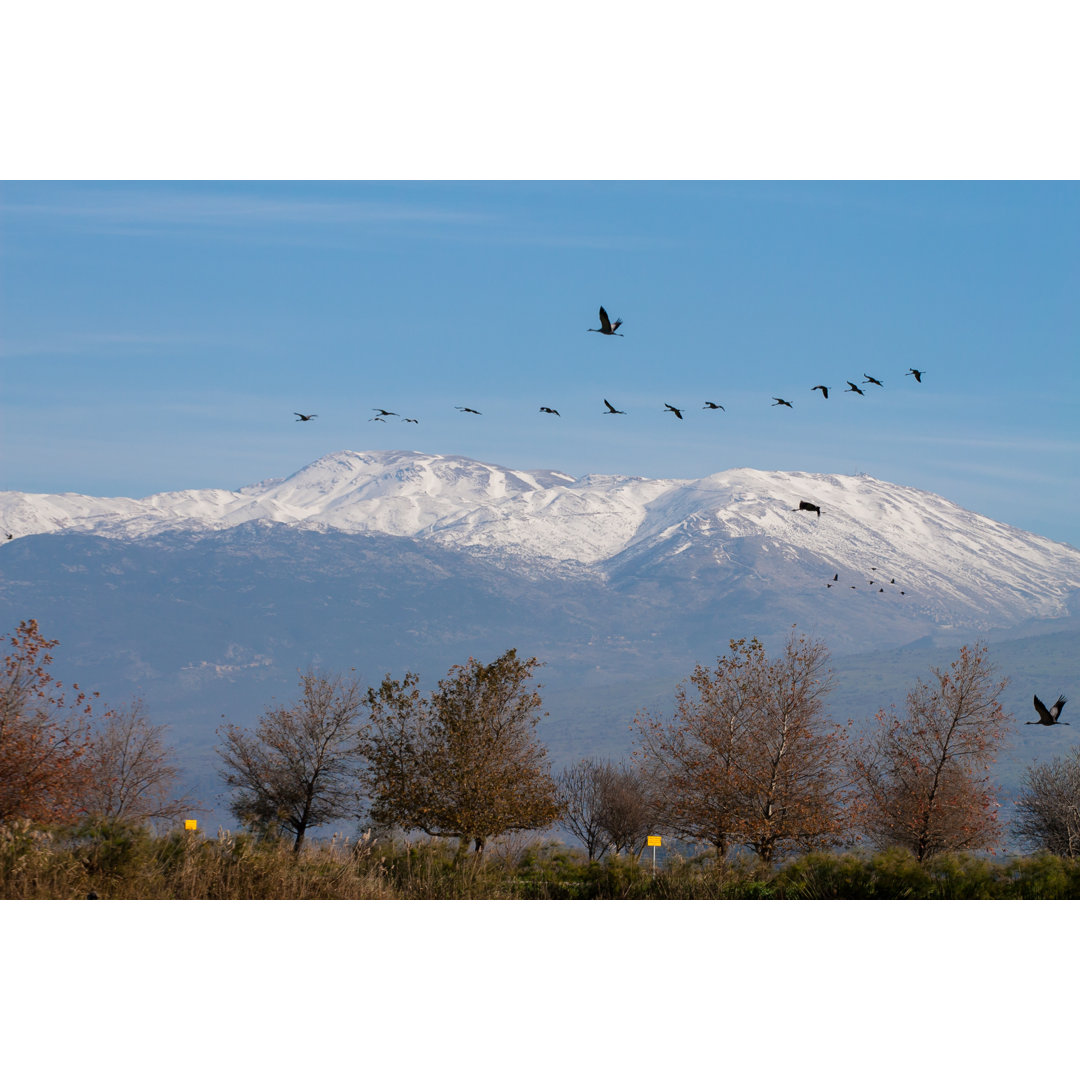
[2,181,1078,545]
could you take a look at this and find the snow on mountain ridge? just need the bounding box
[3,449,1079,627]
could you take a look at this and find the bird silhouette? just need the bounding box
[603,399,626,415]
[588,306,624,336]
[811,385,830,399]
[703,401,725,411]
[664,404,685,419]
[832,574,838,581]
[844,382,865,396]
[455,406,481,414]
[372,408,399,417]
[369,415,387,422]
[906,368,925,382]
[793,500,821,517]
[772,397,794,408]
[863,374,884,387]
[402,418,419,423]
[539,407,560,416]
[1029,694,1069,726]
[294,413,317,421]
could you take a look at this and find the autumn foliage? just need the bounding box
[850,644,1012,861]
[635,632,851,864]
[0,620,97,824]
[361,649,561,858]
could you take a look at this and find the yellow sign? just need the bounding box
[184,819,198,831]
[647,835,661,847]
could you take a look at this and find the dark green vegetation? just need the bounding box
[5,822,1080,900]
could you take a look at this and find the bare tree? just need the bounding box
[81,699,197,826]
[594,763,653,857]
[558,758,654,860]
[1013,748,1080,857]
[851,644,1012,861]
[217,669,365,852]
[557,758,613,861]
[634,632,849,864]
[361,650,561,860]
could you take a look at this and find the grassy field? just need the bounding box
[4,819,1080,899]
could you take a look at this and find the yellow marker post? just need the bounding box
[647,835,661,875]
[184,819,198,831]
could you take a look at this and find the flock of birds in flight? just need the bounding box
[292,306,928,424]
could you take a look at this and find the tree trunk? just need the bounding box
[453,836,471,865]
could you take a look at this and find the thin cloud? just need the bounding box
[0,186,680,251]
[0,330,238,360]
[0,188,493,230]
[893,433,1080,455]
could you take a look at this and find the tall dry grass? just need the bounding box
[4,820,1080,899]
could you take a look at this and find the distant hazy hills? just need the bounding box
[3,449,1078,832]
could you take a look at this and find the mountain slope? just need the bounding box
[4,449,1079,631]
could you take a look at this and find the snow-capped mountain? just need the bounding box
[5,448,1079,827]
[3,448,1079,630]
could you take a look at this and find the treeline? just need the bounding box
[3,619,1080,898]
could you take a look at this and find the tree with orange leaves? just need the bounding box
[850,643,1012,861]
[635,631,851,864]
[0,620,97,824]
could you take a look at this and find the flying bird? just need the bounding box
[793,500,821,517]
[3,533,11,540]
[844,382,865,395]
[369,415,387,422]
[772,397,794,408]
[703,401,725,411]
[588,306,624,336]
[294,413,317,421]
[455,406,482,414]
[811,385,830,399]
[906,368,925,382]
[539,407,560,416]
[1029,694,1069,726]
[402,418,419,423]
[372,408,399,417]
[603,399,626,415]
[863,374,884,387]
[664,404,685,419]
